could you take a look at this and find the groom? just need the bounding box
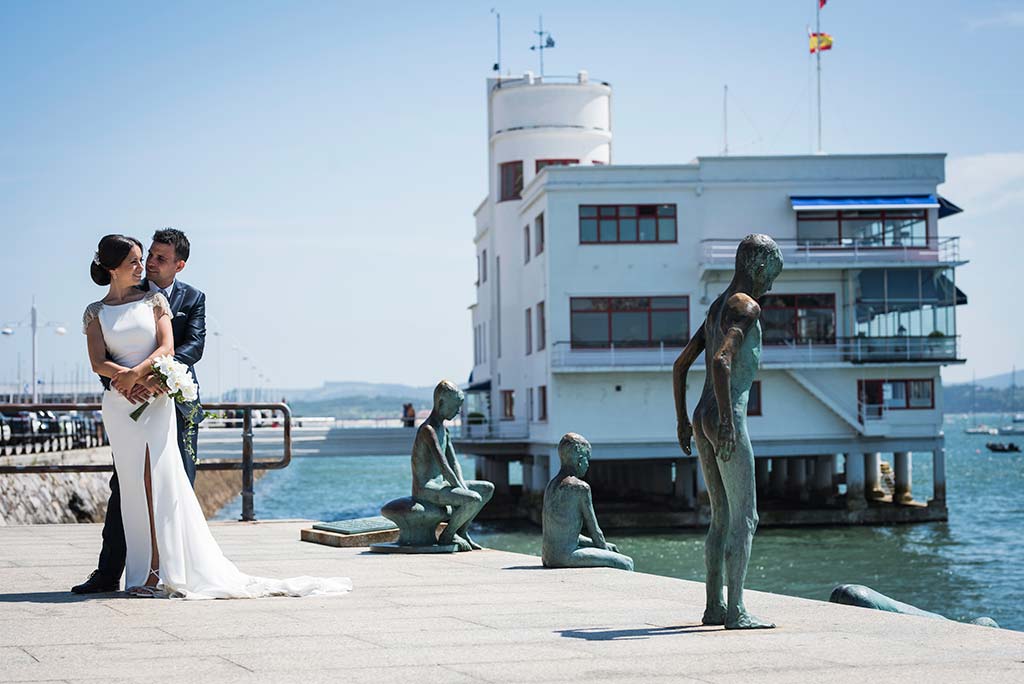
[71,228,207,594]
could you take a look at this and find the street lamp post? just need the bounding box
[2,300,66,403]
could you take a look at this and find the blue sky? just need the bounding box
[1,1,1021,395]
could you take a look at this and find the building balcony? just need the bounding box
[549,336,960,371]
[453,419,529,441]
[699,237,962,271]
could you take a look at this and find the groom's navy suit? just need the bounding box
[97,279,206,582]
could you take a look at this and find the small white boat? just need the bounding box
[965,424,999,435]
[1013,413,1024,423]
[998,425,1024,436]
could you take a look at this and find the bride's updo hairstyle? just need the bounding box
[91,234,144,286]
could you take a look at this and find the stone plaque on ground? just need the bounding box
[313,516,398,535]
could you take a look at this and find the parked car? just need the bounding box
[3,411,39,444]
[0,414,11,445]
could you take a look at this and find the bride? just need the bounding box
[84,234,351,599]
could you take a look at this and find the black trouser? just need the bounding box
[96,408,198,581]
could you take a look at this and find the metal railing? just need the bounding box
[550,336,959,369]
[700,236,961,267]
[0,402,292,522]
[454,419,529,440]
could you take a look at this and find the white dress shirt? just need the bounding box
[148,279,176,302]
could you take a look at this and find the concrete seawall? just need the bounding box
[0,447,262,525]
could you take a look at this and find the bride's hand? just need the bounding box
[111,368,140,396]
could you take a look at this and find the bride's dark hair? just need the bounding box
[91,234,144,286]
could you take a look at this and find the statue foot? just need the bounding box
[461,533,484,551]
[701,603,727,626]
[725,610,775,630]
[450,534,474,552]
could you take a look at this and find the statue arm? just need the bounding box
[445,431,469,488]
[579,486,607,549]
[672,324,706,455]
[424,425,462,486]
[711,294,760,461]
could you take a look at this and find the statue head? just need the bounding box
[558,432,591,478]
[433,380,464,420]
[735,234,784,298]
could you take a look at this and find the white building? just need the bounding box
[459,72,966,526]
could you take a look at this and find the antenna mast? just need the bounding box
[491,9,502,74]
[530,15,556,77]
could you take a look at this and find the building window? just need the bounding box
[858,379,934,418]
[501,390,515,420]
[570,296,689,348]
[523,225,531,264]
[797,209,929,247]
[536,301,546,350]
[855,268,959,338]
[747,381,762,416]
[500,161,523,201]
[527,387,534,421]
[536,159,578,172]
[525,308,532,355]
[481,249,487,283]
[759,294,836,345]
[579,204,677,244]
[535,213,545,255]
[538,385,548,421]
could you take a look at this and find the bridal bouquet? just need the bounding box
[129,355,205,462]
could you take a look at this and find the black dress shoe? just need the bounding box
[71,570,119,594]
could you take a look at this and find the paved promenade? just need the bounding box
[1,521,1021,683]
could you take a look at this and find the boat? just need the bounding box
[1013,413,1024,423]
[965,425,998,435]
[986,442,1021,453]
[997,425,1024,436]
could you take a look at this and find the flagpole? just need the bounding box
[816,0,822,153]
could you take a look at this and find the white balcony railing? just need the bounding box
[453,419,529,441]
[550,336,959,370]
[700,237,961,268]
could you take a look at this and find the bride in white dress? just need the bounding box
[84,234,352,599]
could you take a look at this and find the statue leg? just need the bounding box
[562,547,634,571]
[718,429,774,630]
[419,486,484,551]
[454,480,494,550]
[694,424,729,626]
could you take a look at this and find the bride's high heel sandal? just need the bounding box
[128,569,163,598]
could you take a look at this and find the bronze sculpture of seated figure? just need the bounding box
[375,380,493,553]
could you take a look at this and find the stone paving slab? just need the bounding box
[1,521,1022,684]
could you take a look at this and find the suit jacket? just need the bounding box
[100,279,207,416]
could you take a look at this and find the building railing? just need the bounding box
[453,419,529,440]
[0,402,292,522]
[700,237,961,267]
[550,336,959,369]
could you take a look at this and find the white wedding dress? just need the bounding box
[84,292,352,599]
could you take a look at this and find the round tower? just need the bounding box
[487,70,612,203]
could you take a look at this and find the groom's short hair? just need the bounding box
[153,228,190,262]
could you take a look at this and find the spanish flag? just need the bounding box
[809,32,833,54]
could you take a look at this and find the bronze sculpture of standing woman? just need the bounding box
[673,234,783,630]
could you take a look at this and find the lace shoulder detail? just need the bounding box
[82,301,104,334]
[145,292,172,319]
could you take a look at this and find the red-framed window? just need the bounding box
[570,296,689,348]
[525,308,532,356]
[797,209,929,247]
[579,204,677,244]
[538,385,548,421]
[536,301,546,350]
[759,294,836,345]
[500,161,523,201]
[481,249,487,283]
[536,158,578,172]
[747,381,762,416]
[535,213,545,256]
[523,225,531,264]
[527,387,534,421]
[501,390,515,420]
[858,378,934,418]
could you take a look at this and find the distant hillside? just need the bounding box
[289,394,432,420]
[965,370,1024,390]
[943,383,1024,414]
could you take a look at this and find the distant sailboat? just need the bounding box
[998,367,1024,435]
[965,372,998,435]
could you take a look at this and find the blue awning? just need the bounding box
[790,195,940,211]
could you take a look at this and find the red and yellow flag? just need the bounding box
[819,0,827,8]
[809,32,833,53]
